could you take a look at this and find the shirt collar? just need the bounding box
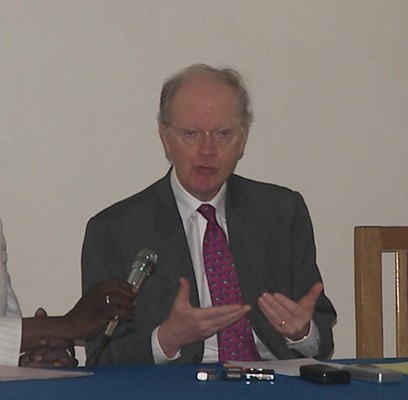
[170,168,227,221]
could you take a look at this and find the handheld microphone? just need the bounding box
[104,248,158,337]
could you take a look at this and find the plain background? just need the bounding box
[1,1,407,364]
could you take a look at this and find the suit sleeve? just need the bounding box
[81,216,156,365]
[289,192,337,359]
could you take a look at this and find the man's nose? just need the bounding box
[198,132,217,153]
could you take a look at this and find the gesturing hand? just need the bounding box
[257,282,323,341]
[158,277,251,358]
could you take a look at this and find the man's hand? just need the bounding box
[19,337,78,368]
[21,280,135,355]
[158,277,251,358]
[20,308,77,368]
[257,282,323,341]
[64,279,135,340]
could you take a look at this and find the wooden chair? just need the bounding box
[354,226,408,358]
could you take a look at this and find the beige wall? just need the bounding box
[1,1,407,364]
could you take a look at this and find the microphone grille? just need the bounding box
[134,248,158,265]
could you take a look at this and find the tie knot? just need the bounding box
[198,204,217,224]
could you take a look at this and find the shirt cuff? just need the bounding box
[151,326,181,364]
[0,317,22,366]
[285,320,320,357]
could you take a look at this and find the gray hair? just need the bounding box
[158,64,253,130]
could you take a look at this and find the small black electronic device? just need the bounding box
[343,364,403,384]
[222,367,275,382]
[223,367,244,381]
[244,368,275,381]
[299,364,350,384]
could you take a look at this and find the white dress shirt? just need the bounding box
[152,169,319,363]
[0,218,23,366]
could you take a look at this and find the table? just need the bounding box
[1,360,408,399]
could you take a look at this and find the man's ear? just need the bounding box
[238,129,249,160]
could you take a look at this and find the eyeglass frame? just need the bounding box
[165,125,245,146]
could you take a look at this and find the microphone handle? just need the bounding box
[103,269,147,337]
[104,316,119,337]
[87,249,157,366]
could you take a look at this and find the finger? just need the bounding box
[105,290,135,306]
[258,298,297,337]
[33,350,64,362]
[259,292,294,318]
[89,279,132,293]
[23,357,78,369]
[57,356,78,368]
[258,292,308,335]
[28,344,76,364]
[106,293,135,320]
[174,277,191,306]
[201,303,250,320]
[41,337,74,349]
[86,280,135,309]
[258,290,316,340]
[34,307,47,318]
[208,306,251,331]
[34,349,71,363]
[299,282,323,308]
[269,282,323,316]
[111,282,136,299]
[257,294,287,327]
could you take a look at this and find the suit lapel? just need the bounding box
[150,173,200,307]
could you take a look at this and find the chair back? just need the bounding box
[355,226,408,358]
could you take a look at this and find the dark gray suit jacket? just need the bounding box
[81,171,336,365]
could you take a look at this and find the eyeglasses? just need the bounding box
[168,126,244,146]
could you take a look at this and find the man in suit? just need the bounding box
[82,64,336,365]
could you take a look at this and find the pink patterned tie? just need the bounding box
[198,204,261,362]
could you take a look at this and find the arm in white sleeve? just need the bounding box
[285,320,320,358]
[0,218,23,366]
[0,317,22,366]
[151,326,181,364]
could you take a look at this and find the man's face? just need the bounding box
[159,76,248,202]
